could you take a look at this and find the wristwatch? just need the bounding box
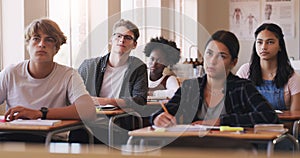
[40,107,48,120]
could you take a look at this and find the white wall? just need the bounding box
[198,0,300,73]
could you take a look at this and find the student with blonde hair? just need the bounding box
[0,18,95,142]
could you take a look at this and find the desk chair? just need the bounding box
[69,111,143,147]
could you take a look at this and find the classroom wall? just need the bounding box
[6,0,300,72]
[198,0,300,73]
[24,0,48,60]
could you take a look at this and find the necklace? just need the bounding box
[206,87,224,96]
[263,69,277,78]
[268,72,276,78]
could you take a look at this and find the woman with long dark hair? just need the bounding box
[151,30,278,127]
[237,23,300,111]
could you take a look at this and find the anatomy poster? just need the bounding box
[230,0,261,40]
[262,0,295,38]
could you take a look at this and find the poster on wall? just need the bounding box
[229,0,261,40]
[262,0,295,38]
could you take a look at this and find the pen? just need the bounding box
[160,101,169,114]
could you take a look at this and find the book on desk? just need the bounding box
[254,124,286,133]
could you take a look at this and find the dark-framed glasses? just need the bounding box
[112,33,134,41]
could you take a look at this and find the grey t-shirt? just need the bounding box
[197,97,226,120]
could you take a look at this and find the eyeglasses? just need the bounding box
[31,36,57,46]
[112,33,135,41]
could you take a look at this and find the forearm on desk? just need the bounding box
[47,95,96,121]
[96,97,126,107]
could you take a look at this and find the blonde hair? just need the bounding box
[25,18,67,51]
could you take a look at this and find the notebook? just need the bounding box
[95,105,119,111]
[7,119,62,126]
[152,124,220,132]
[147,96,169,102]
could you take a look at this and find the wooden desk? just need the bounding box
[96,109,126,115]
[146,101,161,106]
[2,142,300,158]
[0,120,93,146]
[277,111,300,120]
[127,127,299,157]
[277,110,300,140]
[96,108,143,147]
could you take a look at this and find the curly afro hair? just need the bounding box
[143,36,181,66]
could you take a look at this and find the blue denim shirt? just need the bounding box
[256,80,286,110]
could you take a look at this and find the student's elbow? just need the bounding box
[75,95,97,121]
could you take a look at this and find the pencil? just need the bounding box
[160,101,169,114]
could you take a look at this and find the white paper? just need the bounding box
[8,119,62,126]
[95,105,119,111]
[153,124,220,132]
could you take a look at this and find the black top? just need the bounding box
[150,73,279,127]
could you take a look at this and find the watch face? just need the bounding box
[40,107,48,119]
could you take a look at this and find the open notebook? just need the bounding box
[95,105,119,111]
[153,124,220,132]
[147,96,169,102]
[7,119,62,126]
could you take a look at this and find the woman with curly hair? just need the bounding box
[144,37,181,99]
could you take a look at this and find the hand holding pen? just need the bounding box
[153,101,177,127]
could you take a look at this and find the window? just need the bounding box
[121,0,161,61]
[0,0,199,70]
[0,0,24,69]
[48,0,108,68]
[121,0,199,62]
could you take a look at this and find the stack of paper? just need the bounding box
[254,124,285,133]
[8,119,62,126]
